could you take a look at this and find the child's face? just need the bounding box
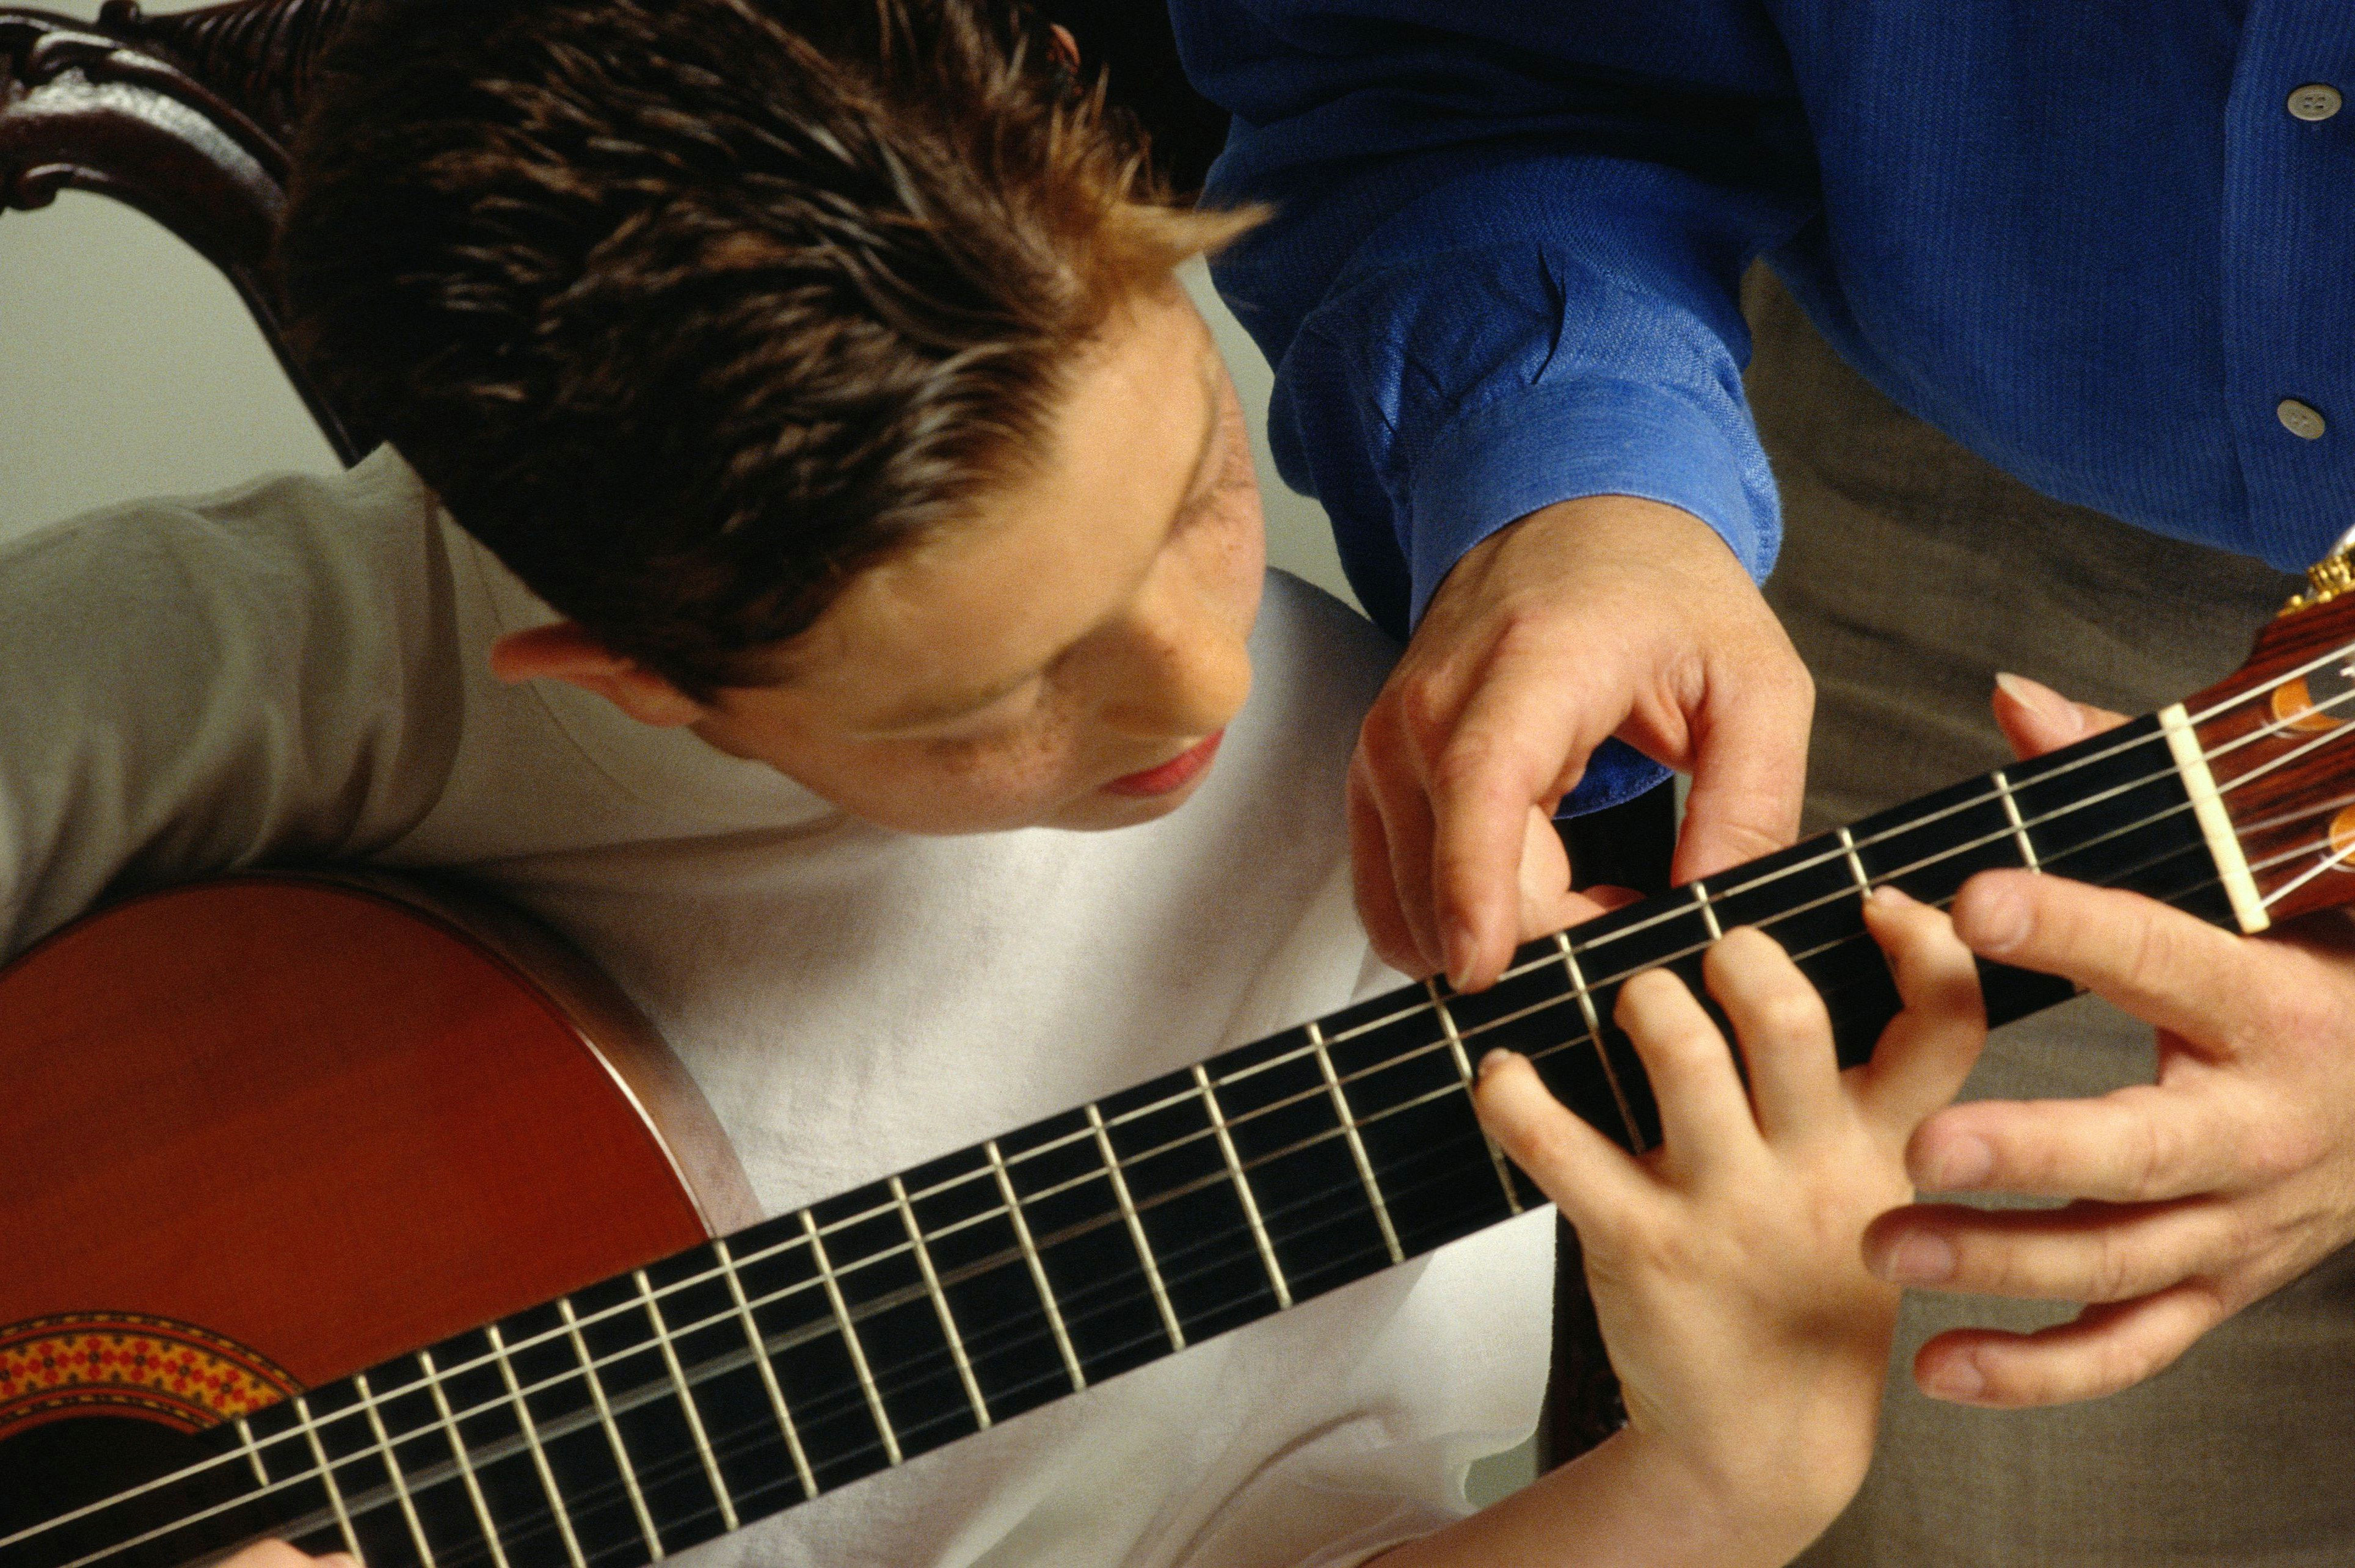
[692,286,1267,833]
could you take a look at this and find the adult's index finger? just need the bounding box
[1429,670,1618,990]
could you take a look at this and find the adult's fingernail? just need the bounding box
[1959,882,2031,955]
[1920,1134,1995,1190]
[1879,1232,1956,1285]
[1922,1353,1986,1401]
[1444,922,1477,990]
[1994,670,2084,738]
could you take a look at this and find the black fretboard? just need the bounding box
[14,716,2232,1568]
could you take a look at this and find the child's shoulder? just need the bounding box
[0,446,440,606]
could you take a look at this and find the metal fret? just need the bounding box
[713,1236,820,1500]
[1424,979,1528,1207]
[801,1208,903,1465]
[486,1323,588,1568]
[633,1269,740,1531]
[1309,1021,1405,1265]
[352,1371,437,1567]
[889,1175,992,1429]
[417,1349,510,1568]
[289,1395,363,1562]
[1085,1102,1187,1350]
[235,1415,269,1490]
[1691,879,1723,938]
[1836,826,1873,896]
[557,1297,663,1560]
[1992,769,2041,871]
[1192,1064,1293,1308]
[986,1138,1087,1392]
[1552,937,1644,1152]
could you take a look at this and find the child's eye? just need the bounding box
[920,678,1047,742]
[1177,433,1253,532]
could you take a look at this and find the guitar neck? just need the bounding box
[30,711,2244,1568]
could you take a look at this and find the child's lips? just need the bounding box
[1101,730,1225,797]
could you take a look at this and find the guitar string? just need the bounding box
[203,762,2354,1566]
[62,1075,1571,1568]
[243,757,2355,1562]
[371,638,2355,1396]
[324,822,2279,1568]
[187,1114,1595,1568]
[18,731,2239,1563]
[25,651,2355,1559]
[730,657,2355,1290]
[217,814,2264,1568]
[23,658,2353,1561]
[44,766,2332,1568]
[64,810,2307,1568]
[30,760,2345,1568]
[426,817,2291,1509]
[1555,632,2355,954]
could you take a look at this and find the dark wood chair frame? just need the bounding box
[2,0,1654,1473]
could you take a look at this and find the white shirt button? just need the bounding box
[2288,83,2343,122]
[2280,398,2329,440]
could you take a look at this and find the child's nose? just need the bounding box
[1096,586,1252,740]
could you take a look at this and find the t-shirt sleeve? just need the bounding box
[0,458,464,959]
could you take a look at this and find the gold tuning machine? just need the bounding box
[2287,522,2355,614]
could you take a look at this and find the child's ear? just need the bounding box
[487,623,707,728]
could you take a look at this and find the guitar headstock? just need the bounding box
[2183,535,2355,929]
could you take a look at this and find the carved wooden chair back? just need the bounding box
[1,0,366,462]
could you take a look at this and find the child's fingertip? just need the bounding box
[1868,884,1920,911]
[1476,1047,1521,1082]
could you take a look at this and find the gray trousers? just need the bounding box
[1743,272,2355,1565]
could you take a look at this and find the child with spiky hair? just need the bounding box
[0,2,1982,1564]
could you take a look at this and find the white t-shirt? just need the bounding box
[0,450,1553,1567]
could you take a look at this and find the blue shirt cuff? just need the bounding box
[1404,375,1771,628]
[1559,741,1673,815]
[1403,376,1764,816]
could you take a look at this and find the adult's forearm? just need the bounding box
[1176,2,1812,644]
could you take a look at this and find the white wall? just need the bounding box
[0,3,313,531]
[0,205,344,539]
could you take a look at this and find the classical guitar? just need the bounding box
[12,551,2355,1568]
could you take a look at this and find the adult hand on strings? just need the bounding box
[1863,672,2355,1404]
[1350,495,1813,990]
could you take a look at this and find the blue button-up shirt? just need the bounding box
[1179,1,2355,810]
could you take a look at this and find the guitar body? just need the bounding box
[0,876,756,1536]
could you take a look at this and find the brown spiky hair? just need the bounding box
[278,0,1254,696]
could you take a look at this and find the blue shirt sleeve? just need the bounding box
[1178,1,1817,811]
